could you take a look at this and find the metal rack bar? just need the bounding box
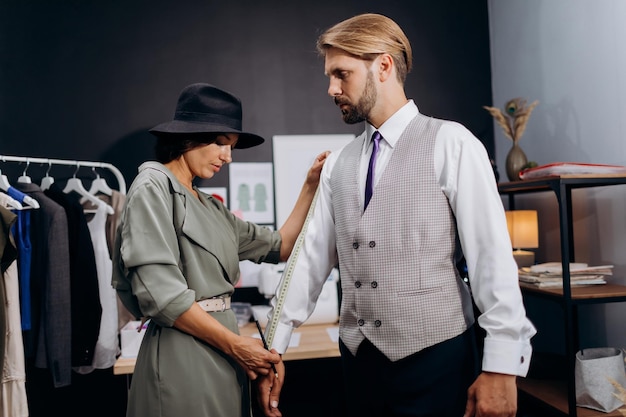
[0,154,126,195]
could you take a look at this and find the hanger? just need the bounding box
[0,158,11,191]
[0,173,11,191]
[87,167,113,196]
[0,158,39,209]
[17,159,32,183]
[22,194,39,209]
[0,180,40,209]
[0,192,24,210]
[40,162,55,190]
[63,164,114,215]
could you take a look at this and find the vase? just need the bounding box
[505,143,528,181]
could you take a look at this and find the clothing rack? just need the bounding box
[0,154,126,195]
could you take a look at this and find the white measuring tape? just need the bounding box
[265,186,320,347]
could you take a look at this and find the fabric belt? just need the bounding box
[197,297,231,312]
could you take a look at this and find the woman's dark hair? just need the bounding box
[154,134,219,163]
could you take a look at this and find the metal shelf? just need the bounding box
[499,174,626,417]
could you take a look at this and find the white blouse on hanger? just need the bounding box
[73,203,119,374]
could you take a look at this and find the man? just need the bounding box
[258,13,536,417]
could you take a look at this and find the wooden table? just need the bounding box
[113,322,340,375]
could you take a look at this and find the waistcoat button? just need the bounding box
[374,320,381,327]
[355,281,362,288]
[358,319,365,326]
[369,241,375,248]
[371,281,378,288]
[352,242,359,249]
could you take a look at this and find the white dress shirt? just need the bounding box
[269,100,536,376]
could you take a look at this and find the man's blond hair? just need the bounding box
[316,13,413,84]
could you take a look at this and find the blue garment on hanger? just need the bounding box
[7,186,33,331]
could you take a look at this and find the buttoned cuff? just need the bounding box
[268,321,294,355]
[482,338,532,377]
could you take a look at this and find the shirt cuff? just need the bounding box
[482,337,532,377]
[268,321,295,355]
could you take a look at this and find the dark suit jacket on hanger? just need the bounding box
[44,183,102,368]
[15,182,72,387]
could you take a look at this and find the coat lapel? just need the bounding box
[143,162,240,283]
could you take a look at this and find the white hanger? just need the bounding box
[22,195,40,209]
[0,171,39,209]
[17,159,32,184]
[40,162,55,190]
[0,173,11,191]
[0,192,24,210]
[63,164,114,215]
[87,167,113,196]
[0,160,11,191]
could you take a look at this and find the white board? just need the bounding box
[272,134,355,228]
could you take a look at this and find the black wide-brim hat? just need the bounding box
[149,83,265,149]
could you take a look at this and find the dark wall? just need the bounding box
[0,0,494,191]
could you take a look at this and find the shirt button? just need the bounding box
[374,320,381,327]
[358,319,365,326]
[355,281,362,288]
[371,281,378,289]
[353,242,359,249]
[369,241,375,248]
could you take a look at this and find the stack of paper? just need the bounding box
[518,262,613,288]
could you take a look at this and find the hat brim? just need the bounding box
[149,120,265,149]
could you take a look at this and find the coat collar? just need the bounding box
[138,161,186,195]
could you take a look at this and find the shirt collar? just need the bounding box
[366,100,419,148]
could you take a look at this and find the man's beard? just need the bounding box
[334,71,377,125]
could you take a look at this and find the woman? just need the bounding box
[112,83,328,417]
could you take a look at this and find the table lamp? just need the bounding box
[505,210,538,268]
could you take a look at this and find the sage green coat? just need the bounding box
[112,162,281,417]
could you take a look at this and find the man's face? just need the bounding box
[324,47,377,124]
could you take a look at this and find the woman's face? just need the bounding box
[183,133,238,179]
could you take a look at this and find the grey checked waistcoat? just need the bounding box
[330,114,474,362]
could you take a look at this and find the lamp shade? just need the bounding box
[505,210,539,249]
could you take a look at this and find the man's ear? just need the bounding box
[377,53,394,82]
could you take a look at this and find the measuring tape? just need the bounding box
[265,186,320,347]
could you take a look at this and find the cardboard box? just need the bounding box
[120,320,147,358]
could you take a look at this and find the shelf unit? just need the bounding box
[499,174,626,417]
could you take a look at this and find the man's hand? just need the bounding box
[464,372,517,417]
[256,354,285,417]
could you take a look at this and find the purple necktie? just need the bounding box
[364,131,382,209]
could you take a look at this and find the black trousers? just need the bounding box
[339,325,480,417]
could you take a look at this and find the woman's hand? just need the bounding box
[305,151,330,188]
[256,355,285,417]
[278,150,330,261]
[173,304,280,380]
[229,335,282,380]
